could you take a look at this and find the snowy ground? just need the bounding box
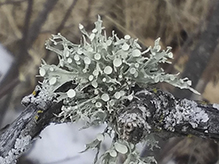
[27,122,111,164]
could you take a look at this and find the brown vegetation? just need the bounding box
[1,0,219,164]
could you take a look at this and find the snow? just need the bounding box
[0,44,13,83]
[27,122,110,164]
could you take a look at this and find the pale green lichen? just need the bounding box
[38,16,197,164]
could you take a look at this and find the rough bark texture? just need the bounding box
[1,88,219,163]
[118,89,219,143]
[0,101,62,164]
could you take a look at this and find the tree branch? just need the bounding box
[1,88,219,163]
[0,100,62,164]
[118,88,219,143]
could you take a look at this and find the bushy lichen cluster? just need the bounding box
[38,16,197,163]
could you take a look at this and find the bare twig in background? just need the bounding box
[0,78,19,100]
[42,156,80,164]
[44,0,79,64]
[26,0,58,47]
[0,0,34,128]
[0,0,28,6]
[0,0,33,94]
[0,93,13,127]
[157,137,218,164]
[19,0,33,56]
[165,20,205,74]
[0,0,58,98]
[174,0,219,99]
[55,0,78,33]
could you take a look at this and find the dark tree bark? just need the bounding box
[174,0,219,99]
[118,89,219,143]
[1,87,219,163]
[0,99,62,164]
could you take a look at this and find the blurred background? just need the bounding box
[1,0,219,163]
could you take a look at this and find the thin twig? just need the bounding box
[27,0,59,47]
[56,0,78,33]
[0,77,19,100]
[0,93,13,127]
[0,0,33,99]
[0,0,27,6]
[0,0,58,99]
[17,0,33,65]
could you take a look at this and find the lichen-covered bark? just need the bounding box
[1,88,219,163]
[118,88,219,143]
[0,101,62,164]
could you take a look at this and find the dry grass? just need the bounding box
[0,0,213,104]
[1,1,218,163]
[105,0,210,47]
[0,0,211,52]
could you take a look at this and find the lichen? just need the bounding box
[36,16,198,164]
[0,135,31,164]
[40,16,196,124]
[213,103,219,110]
[164,99,209,131]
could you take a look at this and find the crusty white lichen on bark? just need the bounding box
[117,88,213,144]
[0,136,31,164]
[1,87,219,163]
[0,100,63,164]
[0,105,37,164]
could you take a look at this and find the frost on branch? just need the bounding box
[33,16,199,163]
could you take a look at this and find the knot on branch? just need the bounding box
[118,109,150,143]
